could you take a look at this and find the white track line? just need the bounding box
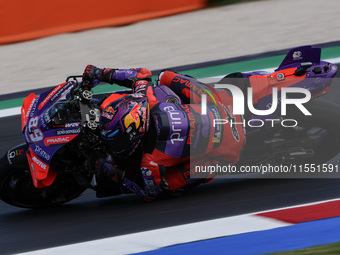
[0,107,21,118]
[18,214,290,255]
[18,197,340,255]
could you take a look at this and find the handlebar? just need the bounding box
[66,75,93,89]
[66,75,94,102]
[66,75,83,84]
[65,75,99,131]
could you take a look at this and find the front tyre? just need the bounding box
[0,144,86,209]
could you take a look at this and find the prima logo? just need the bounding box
[163,105,184,144]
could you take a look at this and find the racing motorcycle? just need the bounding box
[0,45,339,208]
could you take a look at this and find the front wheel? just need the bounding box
[0,144,86,209]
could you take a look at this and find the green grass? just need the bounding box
[270,242,340,255]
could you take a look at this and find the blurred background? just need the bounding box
[1,0,340,94]
[1,0,340,254]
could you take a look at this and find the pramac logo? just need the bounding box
[44,135,77,146]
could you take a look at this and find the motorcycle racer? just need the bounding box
[82,65,245,201]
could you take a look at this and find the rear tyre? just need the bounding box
[286,99,340,164]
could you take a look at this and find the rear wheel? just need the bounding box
[240,100,340,165]
[286,100,340,164]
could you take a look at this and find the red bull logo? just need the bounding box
[102,106,115,120]
[124,102,142,129]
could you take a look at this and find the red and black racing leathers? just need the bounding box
[84,66,245,201]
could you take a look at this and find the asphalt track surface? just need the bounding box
[0,66,340,254]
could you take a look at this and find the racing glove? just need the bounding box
[121,178,156,202]
[82,65,114,88]
[82,65,152,88]
[97,154,125,183]
[120,155,163,202]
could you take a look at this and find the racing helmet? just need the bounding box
[99,94,149,158]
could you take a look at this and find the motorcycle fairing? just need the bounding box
[276,46,321,71]
[21,81,82,188]
[245,46,338,124]
[21,93,38,131]
[26,147,57,188]
[274,46,338,99]
[249,67,307,105]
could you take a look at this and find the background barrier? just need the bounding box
[0,0,206,45]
